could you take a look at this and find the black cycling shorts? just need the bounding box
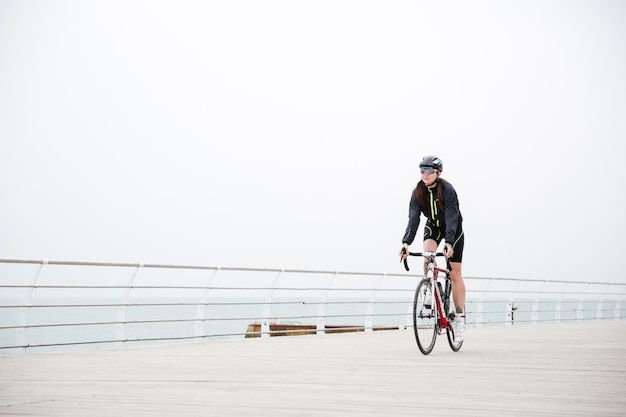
[424,222,464,263]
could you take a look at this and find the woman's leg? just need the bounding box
[449,262,465,312]
[423,239,438,273]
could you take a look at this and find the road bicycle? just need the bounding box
[402,249,464,355]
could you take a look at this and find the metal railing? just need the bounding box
[1,258,624,354]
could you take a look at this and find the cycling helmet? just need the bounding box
[419,155,443,172]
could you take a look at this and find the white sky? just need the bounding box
[1,0,625,283]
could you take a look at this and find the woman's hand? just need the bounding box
[399,243,409,260]
[444,243,454,259]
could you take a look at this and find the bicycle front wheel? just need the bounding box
[413,279,437,355]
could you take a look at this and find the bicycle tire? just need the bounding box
[413,278,437,355]
[446,284,464,352]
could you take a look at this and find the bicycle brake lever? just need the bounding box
[442,245,453,272]
[401,247,410,271]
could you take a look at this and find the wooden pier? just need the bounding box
[1,321,625,416]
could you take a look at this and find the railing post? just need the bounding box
[615,300,622,320]
[405,276,420,329]
[16,259,47,352]
[405,299,413,329]
[115,262,143,347]
[596,299,604,321]
[505,299,514,326]
[475,299,484,327]
[475,278,492,328]
[596,283,610,321]
[261,269,283,338]
[317,271,338,335]
[531,280,547,325]
[531,298,539,324]
[506,278,525,326]
[365,274,385,332]
[577,282,592,322]
[194,267,220,341]
[555,281,567,323]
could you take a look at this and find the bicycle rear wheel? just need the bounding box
[413,279,437,355]
[446,287,464,352]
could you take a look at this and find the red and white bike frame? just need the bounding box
[425,254,450,330]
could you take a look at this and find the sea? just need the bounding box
[1,294,620,354]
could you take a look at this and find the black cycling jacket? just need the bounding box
[402,180,463,245]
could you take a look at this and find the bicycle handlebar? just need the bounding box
[401,248,451,272]
[406,251,445,257]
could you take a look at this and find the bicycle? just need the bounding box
[402,249,464,355]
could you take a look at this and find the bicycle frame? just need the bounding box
[424,253,450,331]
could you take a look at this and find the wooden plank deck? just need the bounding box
[1,321,625,416]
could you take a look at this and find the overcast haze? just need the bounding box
[1,0,625,283]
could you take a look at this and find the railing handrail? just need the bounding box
[2,258,625,287]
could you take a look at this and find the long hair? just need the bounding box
[414,178,449,215]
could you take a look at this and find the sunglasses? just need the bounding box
[420,166,436,175]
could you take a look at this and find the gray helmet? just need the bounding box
[420,155,443,172]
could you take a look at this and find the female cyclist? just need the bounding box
[399,155,466,341]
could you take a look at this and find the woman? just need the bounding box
[399,155,466,341]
